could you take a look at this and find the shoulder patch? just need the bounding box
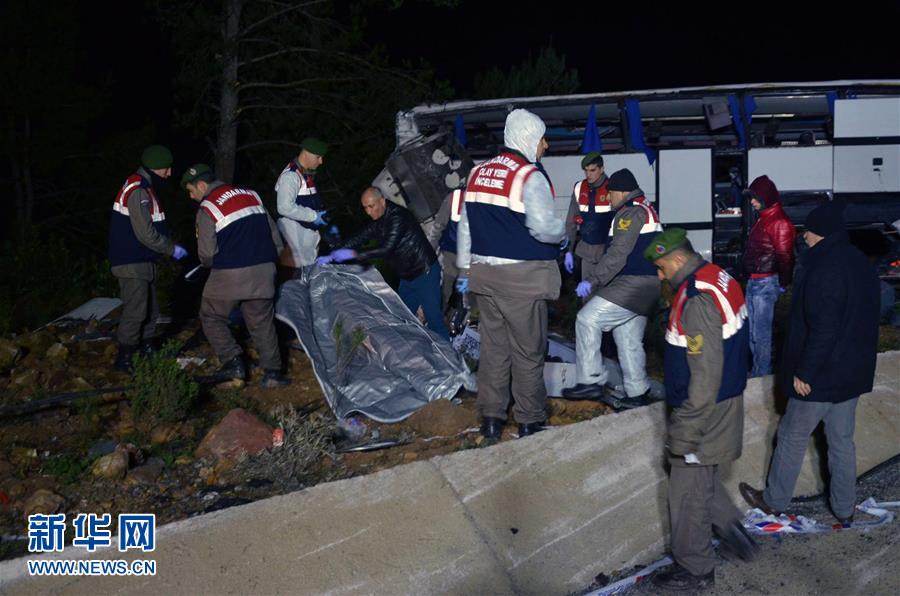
[686,334,703,355]
[616,217,632,231]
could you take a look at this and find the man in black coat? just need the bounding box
[739,201,880,524]
[317,187,449,339]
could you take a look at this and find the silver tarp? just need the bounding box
[275,265,475,423]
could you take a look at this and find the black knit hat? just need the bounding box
[607,168,639,192]
[805,201,845,237]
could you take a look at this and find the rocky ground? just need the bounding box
[0,314,619,562]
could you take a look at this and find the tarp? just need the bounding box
[275,265,475,423]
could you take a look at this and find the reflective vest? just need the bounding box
[464,151,559,261]
[280,160,322,230]
[573,178,613,245]
[108,173,169,266]
[664,262,749,407]
[611,195,662,276]
[439,189,465,254]
[199,185,278,269]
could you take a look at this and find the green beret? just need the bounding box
[301,137,329,157]
[644,228,688,262]
[141,145,173,170]
[180,163,212,189]
[581,151,603,169]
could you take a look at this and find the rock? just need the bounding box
[63,376,94,392]
[23,489,65,520]
[91,450,129,480]
[403,452,418,461]
[103,343,118,362]
[114,411,135,438]
[18,331,57,358]
[45,343,70,362]
[150,423,181,447]
[10,447,38,466]
[195,408,273,467]
[125,458,164,485]
[10,368,41,390]
[87,440,118,459]
[174,456,193,466]
[404,399,478,437]
[47,370,70,392]
[0,337,20,371]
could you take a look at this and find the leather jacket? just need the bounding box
[742,202,796,287]
[342,201,436,280]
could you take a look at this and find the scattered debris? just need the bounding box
[195,408,273,467]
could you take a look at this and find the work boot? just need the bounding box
[561,383,605,400]
[517,422,544,438]
[601,389,652,411]
[715,520,759,562]
[261,370,291,388]
[217,356,246,381]
[738,482,781,516]
[480,417,504,441]
[652,564,714,591]
[113,344,137,373]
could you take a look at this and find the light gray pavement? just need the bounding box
[2,352,898,595]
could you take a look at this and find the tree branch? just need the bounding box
[238,0,328,38]
[238,77,365,91]
[236,139,303,152]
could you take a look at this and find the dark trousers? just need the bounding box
[476,293,548,425]
[200,297,282,371]
[398,260,449,339]
[117,277,158,346]
[669,464,741,576]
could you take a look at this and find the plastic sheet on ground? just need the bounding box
[48,297,122,325]
[743,497,898,534]
[275,264,475,423]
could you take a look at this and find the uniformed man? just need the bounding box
[425,187,468,311]
[455,109,565,440]
[108,145,187,371]
[563,151,613,284]
[644,228,757,591]
[275,137,329,270]
[182,164,289,387]
[562,168,662,409]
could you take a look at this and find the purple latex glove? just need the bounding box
[331,248,357,263]
[172,244,188,261]
[315,255,333,266]
[564,252,575,274]
[575,280,593,298]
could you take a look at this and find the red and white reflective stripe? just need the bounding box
[112,182,165,222]
[465,164,535,214]
[574,180,611,213]
[609,202,663,237]
[449,189,464,223]
[295,174,316,196]
[579,203,612,213]
[201,188,267,232]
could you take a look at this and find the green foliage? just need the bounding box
[474,46,579,99]
[333,318,367,386]
[0,228,118,334]
[128,341,199,424]
[42,453,90,485]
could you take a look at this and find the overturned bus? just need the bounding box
[373,80,900,276]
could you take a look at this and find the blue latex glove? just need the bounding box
[331,248,356,263]
[312,210,328,227]
[455,278,469,294]
[564,252,575,274]
[315,255,333,266]
[559,238,569,253]
[575,280,593,298]
[172,244,188,261]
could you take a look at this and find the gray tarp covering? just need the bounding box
[275,265,475,423]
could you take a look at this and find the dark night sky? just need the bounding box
[76,0,900,131]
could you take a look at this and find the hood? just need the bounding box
[504,109,546,163]
[747,175,780,208]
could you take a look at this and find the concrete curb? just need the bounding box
[3,352,898,595]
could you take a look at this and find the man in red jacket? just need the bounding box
[742,175,795,377]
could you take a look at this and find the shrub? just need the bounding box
[128,341,199,423]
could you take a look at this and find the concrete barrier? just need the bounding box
[3,352,898,595]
